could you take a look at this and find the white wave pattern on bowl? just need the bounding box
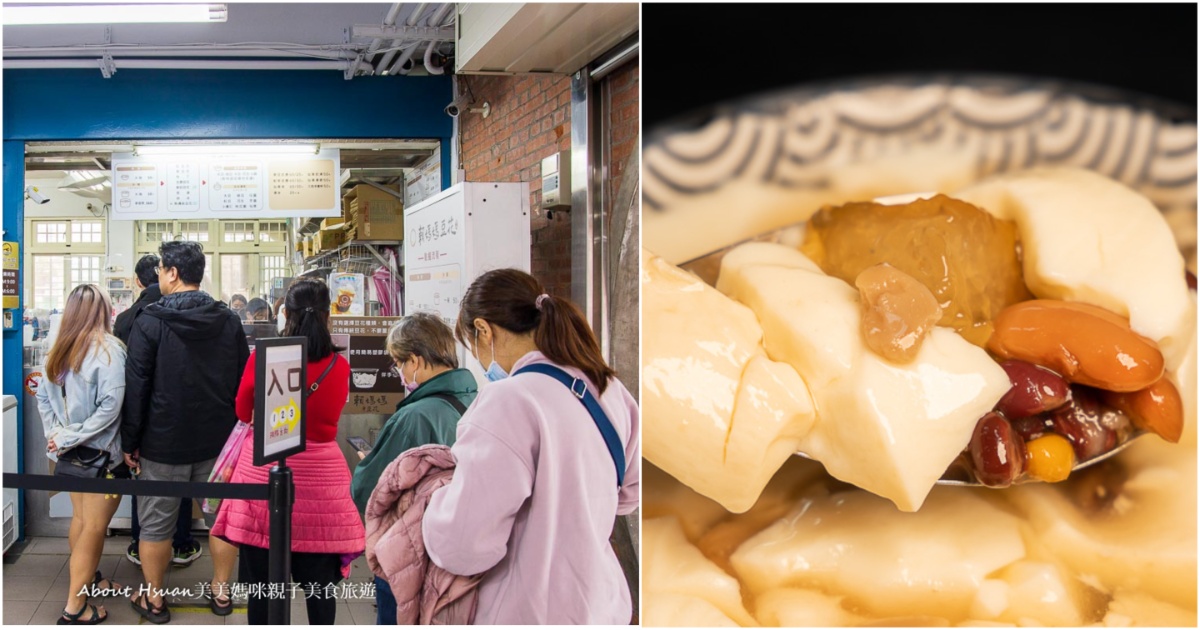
[644,82,1198,262]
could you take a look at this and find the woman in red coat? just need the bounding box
[211,279,365,624]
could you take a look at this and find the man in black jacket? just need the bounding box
[121,241,248,623]
[115,254,204,571]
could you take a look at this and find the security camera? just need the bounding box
[445,96,470,118]
[25,185,49,205]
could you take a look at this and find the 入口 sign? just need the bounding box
[254,337,308,466]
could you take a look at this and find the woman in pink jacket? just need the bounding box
[211,279,364,624]
[423,269,641,624]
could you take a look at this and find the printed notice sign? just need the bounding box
[329,316,403,414]
[268,159,337,210]
[2,241,18,309]
[113,164,160,214]
[109,149,341,220]
[405,192,465,330]
[254,337,308,466]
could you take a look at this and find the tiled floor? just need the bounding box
[3,535,379,625]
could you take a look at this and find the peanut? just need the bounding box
[986,300,1163,392]
[1102,377,1184,443]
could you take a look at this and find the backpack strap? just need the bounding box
[512,363,625,488]
[426,392,468,417]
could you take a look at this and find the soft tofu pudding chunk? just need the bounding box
[719,243,1011,511]
[730,487,1027,620]
[642,249,817,513]
[954,168,1194,371]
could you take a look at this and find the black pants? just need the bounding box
[237,544,343,625]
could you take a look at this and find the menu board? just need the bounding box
[329,316,403,415]
[109,149,341,220]
[2,241,18,309]
[404,191,464,330]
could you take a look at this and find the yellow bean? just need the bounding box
[1025,434,1075,483]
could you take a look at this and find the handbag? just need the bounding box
[54,444,110,478]
[202,420,253,515]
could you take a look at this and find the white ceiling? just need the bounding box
[3,2,639,78]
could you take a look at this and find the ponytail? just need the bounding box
[456,269,616,394]
[532,294,615,394]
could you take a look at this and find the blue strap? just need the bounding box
[512,363,625,488]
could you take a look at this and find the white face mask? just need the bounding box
[276,308,287,333]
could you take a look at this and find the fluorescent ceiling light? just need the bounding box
[133,144,319,156]
[4,4,227,26]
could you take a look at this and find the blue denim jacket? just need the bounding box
[36,334,127,464]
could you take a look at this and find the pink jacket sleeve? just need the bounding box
[422,390,536,577]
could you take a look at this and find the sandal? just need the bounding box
[204,582,233,616]
[129,592,170,625]
[58,602,106,625]
[90,571,121,596]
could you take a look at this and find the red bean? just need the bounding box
[969,412,1026,487]
[995,360,1071,419]
[1011,414,1054,443]
[1050,387,1133,462]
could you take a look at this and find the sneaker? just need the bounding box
[126,541,141,566]
[171,541,202,567]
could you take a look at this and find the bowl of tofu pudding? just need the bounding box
[641,76,1197,627]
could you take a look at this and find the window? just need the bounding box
[178,221,210,242]
[223,221,256,243]
[135,220,291,301]
[141,221,173,246]
[27,218,108,311]
[259,221,288,243]
[34,221,67,244]
[71,221,103,244]
[261,255,288,293]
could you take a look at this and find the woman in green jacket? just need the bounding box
[351,311,477,623]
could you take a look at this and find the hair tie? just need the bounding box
[305,307,314,313]
[535,293,550,311]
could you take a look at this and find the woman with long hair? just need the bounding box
[422,269,641,624]
[209,278,364,625]
[36,284,127,625]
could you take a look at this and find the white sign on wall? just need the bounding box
[110,149,341,220]
[405,188,464,329]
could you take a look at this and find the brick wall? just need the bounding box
[459,74,574,298]
[606,62,639,219]
[456,62,639,300]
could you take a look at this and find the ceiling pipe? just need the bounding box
[362,2,404,72]
[423,39,444,75]
[391,2,452,75]
[4,45,359,60]
[4,58,374,73]
[373,1,431,75]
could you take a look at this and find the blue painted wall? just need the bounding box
[2,69,453,540]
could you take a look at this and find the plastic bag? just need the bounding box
[202,421,251,515]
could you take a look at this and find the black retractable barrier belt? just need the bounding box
[3,473,269,500]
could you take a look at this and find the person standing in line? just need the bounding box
[211,278,365,625]
[37,284,126,625]
[113,254,202,570]
[121,241,247,624]
[423,269,641,624]
[350,312,478,624]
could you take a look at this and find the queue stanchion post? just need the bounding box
[267,459,294,625]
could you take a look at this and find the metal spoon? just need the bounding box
[678,196,1149,488]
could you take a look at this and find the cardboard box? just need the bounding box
[353,198,404,241]
[314,228,347,252]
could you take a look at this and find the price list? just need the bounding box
[166,162,200,212]
[209,162,263,212]
[113,164,159,213]
[268,159,337,210]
